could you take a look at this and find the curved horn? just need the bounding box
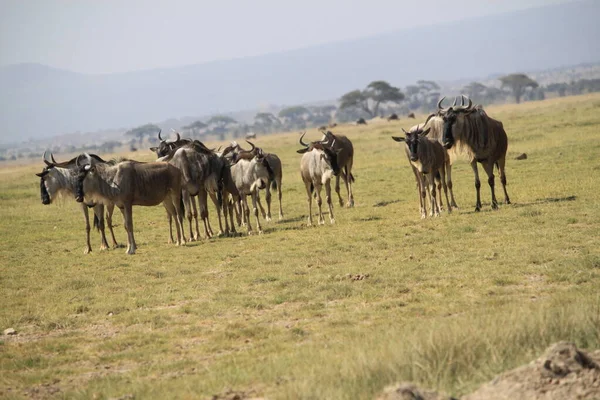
[299,131,309,148]
[424,113,436,126]
[465,96,472,109]
[84,152,92,165]
[42,150,52,166]
[437,96,446,110]
[50,152,58,164]
[401,127,408,134]
[245,140,256,152]
[158,129,164,141]
[175,132,181,142]
[452,97,458,107]
[461,95,465,106]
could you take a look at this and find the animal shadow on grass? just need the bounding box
[511,195,577,208]
[373,199,401,208]
[278,215,306,223]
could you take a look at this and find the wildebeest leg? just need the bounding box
[435,174,444,211]
[256,191,267,220]
[325,179,335,224]
[165,204,175,244]
[446,163,459,209]
[428,173,440,217]
[345,161,355,207]
[304,180,313,226]
[121,204,136,255]
[242,195,253,234]
[315,183,325,225]
[164,197,184,246]
[105,204,120,248]
[482,161,498,210]
[208,191,224,235]
[198,189,212,238]
[264,184,273,221]
[181,190,194,242]
[81,204,93,254]
[335,175,344,207]
[251,191,263,234]
[190,195,200,241]
[173,193,186,245]
[277,177,283,220]
[439,165,452,214]
[471,161,483,212]
[418,173,428,219]
[93,204,110,250]
[496,156,511,205]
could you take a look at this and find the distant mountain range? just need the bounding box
[1,0,598,143]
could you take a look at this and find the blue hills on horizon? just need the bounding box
[1,0,599,142]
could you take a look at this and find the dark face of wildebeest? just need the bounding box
[391,127,431,162]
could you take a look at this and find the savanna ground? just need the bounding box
[1,94,600,400]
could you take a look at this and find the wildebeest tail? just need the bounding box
[93,214,100,232]
[271,179,277,190]
[435,171,441,181]
[350,173,355,183]
[310,183,314,194]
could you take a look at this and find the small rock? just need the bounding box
[3,328,16,336]
[515,153,528,160]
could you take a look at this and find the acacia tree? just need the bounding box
[182,120,207,138]
[278,106,310,130]
[254,112,281,133]
[339,81,404,118]
[206,115,237,140]
[499,74,539,104]
[124,123,161,146]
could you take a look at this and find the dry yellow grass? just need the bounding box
[1,94,600,399]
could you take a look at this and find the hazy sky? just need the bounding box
[1,0,575,74]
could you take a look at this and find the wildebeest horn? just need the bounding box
[84,153,92,166]
[245,140,256,152]
[437,96,446,110]
[158,129,164,141]
[452,97,458,107]
[175,132,181,142]
[424,113,436,126]
[42,150,52,166]
[50,153,58,164]
[465,96,472,109]
[299,131,309,148]
[461,95,466,106]
[401,128,408,134]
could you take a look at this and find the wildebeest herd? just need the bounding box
[36,95,510,254]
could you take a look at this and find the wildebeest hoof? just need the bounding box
[266,216,272,222]
[492,203,499,210]
[475,207,481,212]
[258,230,264,235]
[330,218,335,224]
[420,214,427,219]
[84,248,92,254]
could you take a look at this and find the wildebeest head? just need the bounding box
[35,151,57,205]
[149,130,192,158]
[434,95,474,149]
[297,132,342,176]
[391,126,431,162]
[74,153,95,203]
[35,151,78,205]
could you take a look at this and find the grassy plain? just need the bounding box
[1,94,600,399]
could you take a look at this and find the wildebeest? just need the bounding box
[224,144,272,234]
[320,130,355,207]
[328,122,338,128]
[245,132,257,140]
[297,133,341,226]
[392,126,451,218]
[74,154,185,255]
[228,141,284,221]
[36,151,119,253]
[434,95,510,211]
[408,112,416,119]
[159,140,228,240]
[387,113,399,121]
[356,118,367,125]
[152,131,226,238]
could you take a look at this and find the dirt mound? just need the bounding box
[378,342,600,400]
[464,342,600,400]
